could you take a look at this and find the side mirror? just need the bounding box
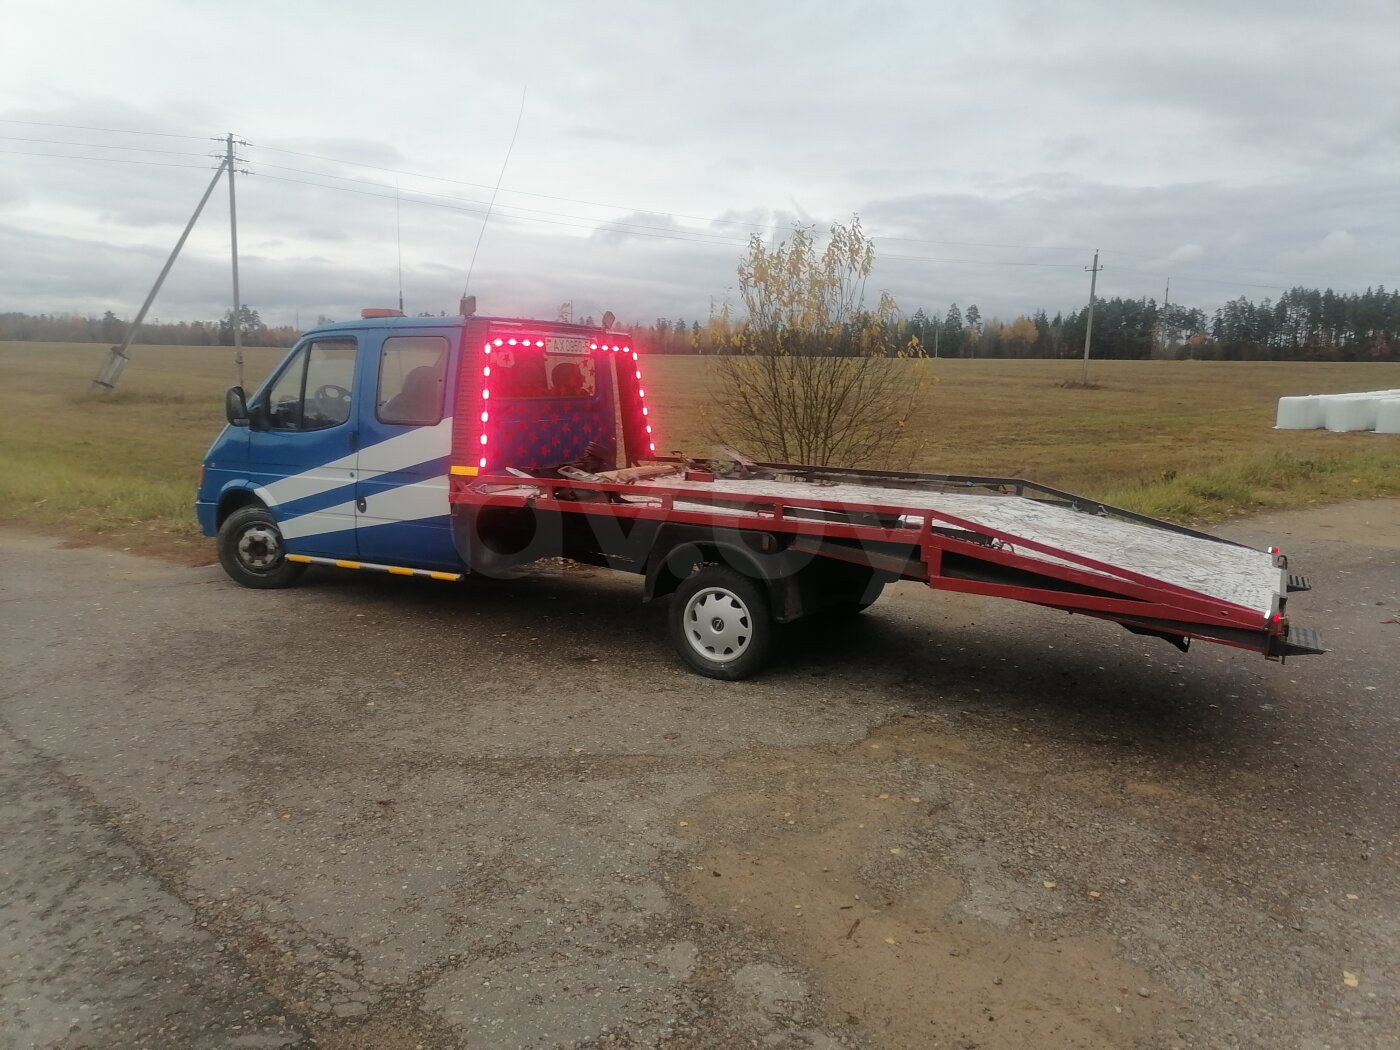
[225,386,250,427]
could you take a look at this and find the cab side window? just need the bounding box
[377,336,449,425]
[263,338,357,431]
[265,347,308,429]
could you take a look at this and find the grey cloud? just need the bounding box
[2,0,1396,330]
[561,126,642,145]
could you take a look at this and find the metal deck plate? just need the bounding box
[649,478,1284,616]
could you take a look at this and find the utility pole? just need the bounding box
[90,157,230,394]
[933,324,939,359]
[1160,277,1171,357]
[1080,249,1101,386]
[226,133,245,390]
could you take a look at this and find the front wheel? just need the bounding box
[668,566,773,680]
[217,505,307,589]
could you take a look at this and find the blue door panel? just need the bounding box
[354,329,461,568]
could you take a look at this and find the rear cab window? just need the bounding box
[493,343,597,400]
[377,336,450,425]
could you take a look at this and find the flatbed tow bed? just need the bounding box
[458,459,1325,677]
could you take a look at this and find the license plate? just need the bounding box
[547,336,590,356]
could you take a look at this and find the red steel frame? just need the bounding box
[454,473,1290,656]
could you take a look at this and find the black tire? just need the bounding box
[216,505,307,589]
[668,565,773,680]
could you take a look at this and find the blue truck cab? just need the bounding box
[197,311,654,588]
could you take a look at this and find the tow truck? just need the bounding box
[198,310,1325,679]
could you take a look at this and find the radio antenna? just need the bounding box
[462,87,527,298]
[395,178,404,313]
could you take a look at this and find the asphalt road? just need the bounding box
[1,502,1396,1050]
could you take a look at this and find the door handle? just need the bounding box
[356,497,367,513]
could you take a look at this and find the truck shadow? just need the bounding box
[786,608,1294,762]
[302,566,1290,763]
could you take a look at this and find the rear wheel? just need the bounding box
[669,566,773,680]
[217,505,307,589]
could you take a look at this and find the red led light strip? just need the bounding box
[479,339,495,470]
[590,340,655,458]
[479,336,550,470]
[476,336,655,475]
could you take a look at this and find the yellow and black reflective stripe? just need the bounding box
[284,553,462,582]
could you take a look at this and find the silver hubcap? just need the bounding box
[683,586,752,664]
[236,524,282,572]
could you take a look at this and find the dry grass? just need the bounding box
[3,342,1398,557]
[648,356,1400,520]
[0,341,282,556]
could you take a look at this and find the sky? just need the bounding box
[2,0,1397,328]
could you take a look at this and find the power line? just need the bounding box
[245,171,752,247]
[240,139,1340,282]
[6,127,1332,294]
[0,134,214,159]
[1112,266,1285,292]
[6,120,1377,288]
[246,171,1106,271]
[246,160,750,245]
[244,138,1335,276]
[243,139,779,228]
[0,149,217,170]
[0,117,210,141]
[243,140,1113,253]
[882,252,1083,269]
[242,149,1104,258]
[8,148,1261,279]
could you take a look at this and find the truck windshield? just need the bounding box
[264,338,357,430]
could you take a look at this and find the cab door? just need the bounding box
[246,335,360,559]
[353,330,459,569]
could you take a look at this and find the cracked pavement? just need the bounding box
[1,501,1396,1049]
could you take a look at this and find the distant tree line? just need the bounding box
[0,307,301,348]
[627,286,1399,362]
[5,286,1396,362]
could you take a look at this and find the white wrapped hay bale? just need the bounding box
[1323,395,1381,432]
[1375,399,1400,435]
[1275,395,1325,429]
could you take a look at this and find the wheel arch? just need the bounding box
[215,485,267,529]
[645,539,762,598]
[644,526,891,623]
[643,528,814,623]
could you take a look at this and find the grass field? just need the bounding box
[2,341,1398,558]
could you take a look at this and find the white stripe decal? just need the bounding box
[356,416,454,476]
[277,478,449,542]
[278,500,358,540]
[361,478,449,523]
[261,417,453,507]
